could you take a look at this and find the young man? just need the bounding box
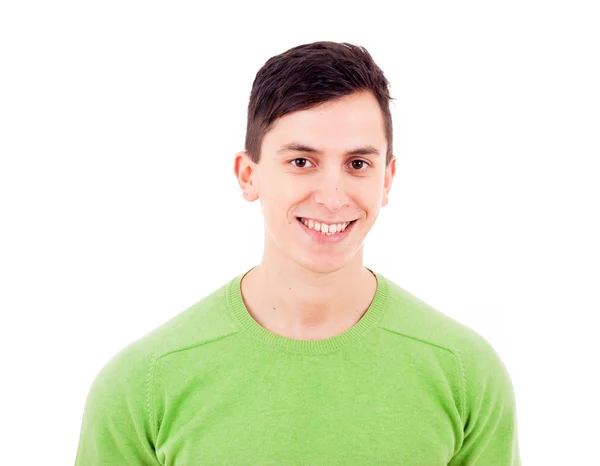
[75,42,520,465]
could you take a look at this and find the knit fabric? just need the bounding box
[75,267,520,465]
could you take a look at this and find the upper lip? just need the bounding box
[297,216,356,224]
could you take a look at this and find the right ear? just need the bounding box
[234,151,259,201]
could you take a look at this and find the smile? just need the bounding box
[297,217,353,235]
[296,217,357,243]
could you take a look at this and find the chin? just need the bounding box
[296,254,353,275]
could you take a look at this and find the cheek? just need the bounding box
[355,191,384,220]
[352,183,378,203]
[262,193,296,224]
[277,180,308,205]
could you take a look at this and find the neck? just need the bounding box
[240,253,377,340]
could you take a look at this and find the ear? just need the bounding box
[234,151,259,201]
[382,155,396,207]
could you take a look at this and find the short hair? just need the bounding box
[245,41,395,166]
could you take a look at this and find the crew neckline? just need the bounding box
[226,266,389,354]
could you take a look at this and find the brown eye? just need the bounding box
[351,160,367,171]
[291,158,311,168]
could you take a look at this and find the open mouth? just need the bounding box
[296,217,357,237]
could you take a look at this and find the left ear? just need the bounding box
[382,155,396,207]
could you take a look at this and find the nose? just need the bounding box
[313,171,349,212]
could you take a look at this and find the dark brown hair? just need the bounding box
[245,41,394,166]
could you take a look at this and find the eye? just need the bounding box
[350,159,369,171]
[290,158,313,168]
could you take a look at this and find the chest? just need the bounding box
[153,353,461,465]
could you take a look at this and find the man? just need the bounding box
[75,41,520,465]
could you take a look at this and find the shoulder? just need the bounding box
[377,274,517,418]
[75,276,243,465]
[86,276,243,405]
[135,277,243,358]
[378,275,499,358]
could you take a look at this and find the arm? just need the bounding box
[74,343,162,465]
[449,335,521,465]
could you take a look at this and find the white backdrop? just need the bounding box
[1,1,598,464]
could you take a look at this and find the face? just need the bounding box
[234,90,396,274]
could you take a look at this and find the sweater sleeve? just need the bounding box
[74,342,162,466]
[448,334,521,466]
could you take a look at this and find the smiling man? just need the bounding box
[235,88,392,341]
[75,42,520,465]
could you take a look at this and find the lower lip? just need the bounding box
[296,218,356,244]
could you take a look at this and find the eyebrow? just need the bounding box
[276,142,380,157]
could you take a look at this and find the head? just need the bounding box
[234,41,397,274]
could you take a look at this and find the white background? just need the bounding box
[1,1,598,464]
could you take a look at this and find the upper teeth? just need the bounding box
[299,218,351,235]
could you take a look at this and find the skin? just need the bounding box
[233,90,396,340]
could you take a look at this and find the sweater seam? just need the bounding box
[455,349,467,422]
[155,332,242,360]
[379,327,458,355]
[146,352,160,448]
[146,332,242,444]
[380,327,466,420]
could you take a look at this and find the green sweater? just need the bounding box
[75,268,520,465]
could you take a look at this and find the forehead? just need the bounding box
[262,91,387,154]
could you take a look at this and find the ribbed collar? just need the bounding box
[226,266,389,354]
